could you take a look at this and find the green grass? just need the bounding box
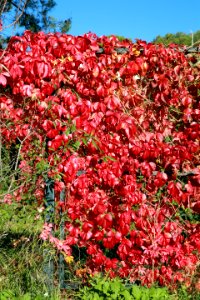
[0,202,63,299]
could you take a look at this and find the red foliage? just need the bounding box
[1,31,200,287]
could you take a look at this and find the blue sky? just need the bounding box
[52,0,200,42]
[1,0,200,42]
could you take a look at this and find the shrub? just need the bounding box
[0,31,199,288]
[76,274,172,299]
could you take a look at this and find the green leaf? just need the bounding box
[103,281,110,294]
[82,138,88,145]
[110,280,121,294]
[72,140,80,150]
[0,290,15,300]
[20,294,31,300]
[141,291,149,300]
[93,292,101,300]
[35,160,49,173]
[131,285,142,300]
[65,128,71,135]
[148,287,169,300]
[71,123,77,133]
[120,290,132,300]
[91,139,98,149]
[95,280,104,291]
[103,155,117,162]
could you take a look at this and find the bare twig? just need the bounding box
[0,178,32,201]
[7,133,32,193]
[0,0,8,17]
[0,0,28,31]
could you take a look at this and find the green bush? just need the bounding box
[76,274,172,300]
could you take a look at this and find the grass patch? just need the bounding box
[0,202,63,299]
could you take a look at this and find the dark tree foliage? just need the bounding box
[0,0,71,43]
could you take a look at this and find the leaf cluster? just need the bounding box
[77,274,172,300]
[1,31,200,289]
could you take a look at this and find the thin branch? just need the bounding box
[0,178,32,200]
[0,0,28,31]
[6,131,32,193]
[0,0,8,17]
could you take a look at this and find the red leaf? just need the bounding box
[0,74,7,86]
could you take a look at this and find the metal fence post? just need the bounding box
[58,172,85,290]
[44,177,55,293]
[59,187,66,289]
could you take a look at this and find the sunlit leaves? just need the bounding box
[0,30,200,288]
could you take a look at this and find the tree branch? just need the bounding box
[0,0,28,30]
